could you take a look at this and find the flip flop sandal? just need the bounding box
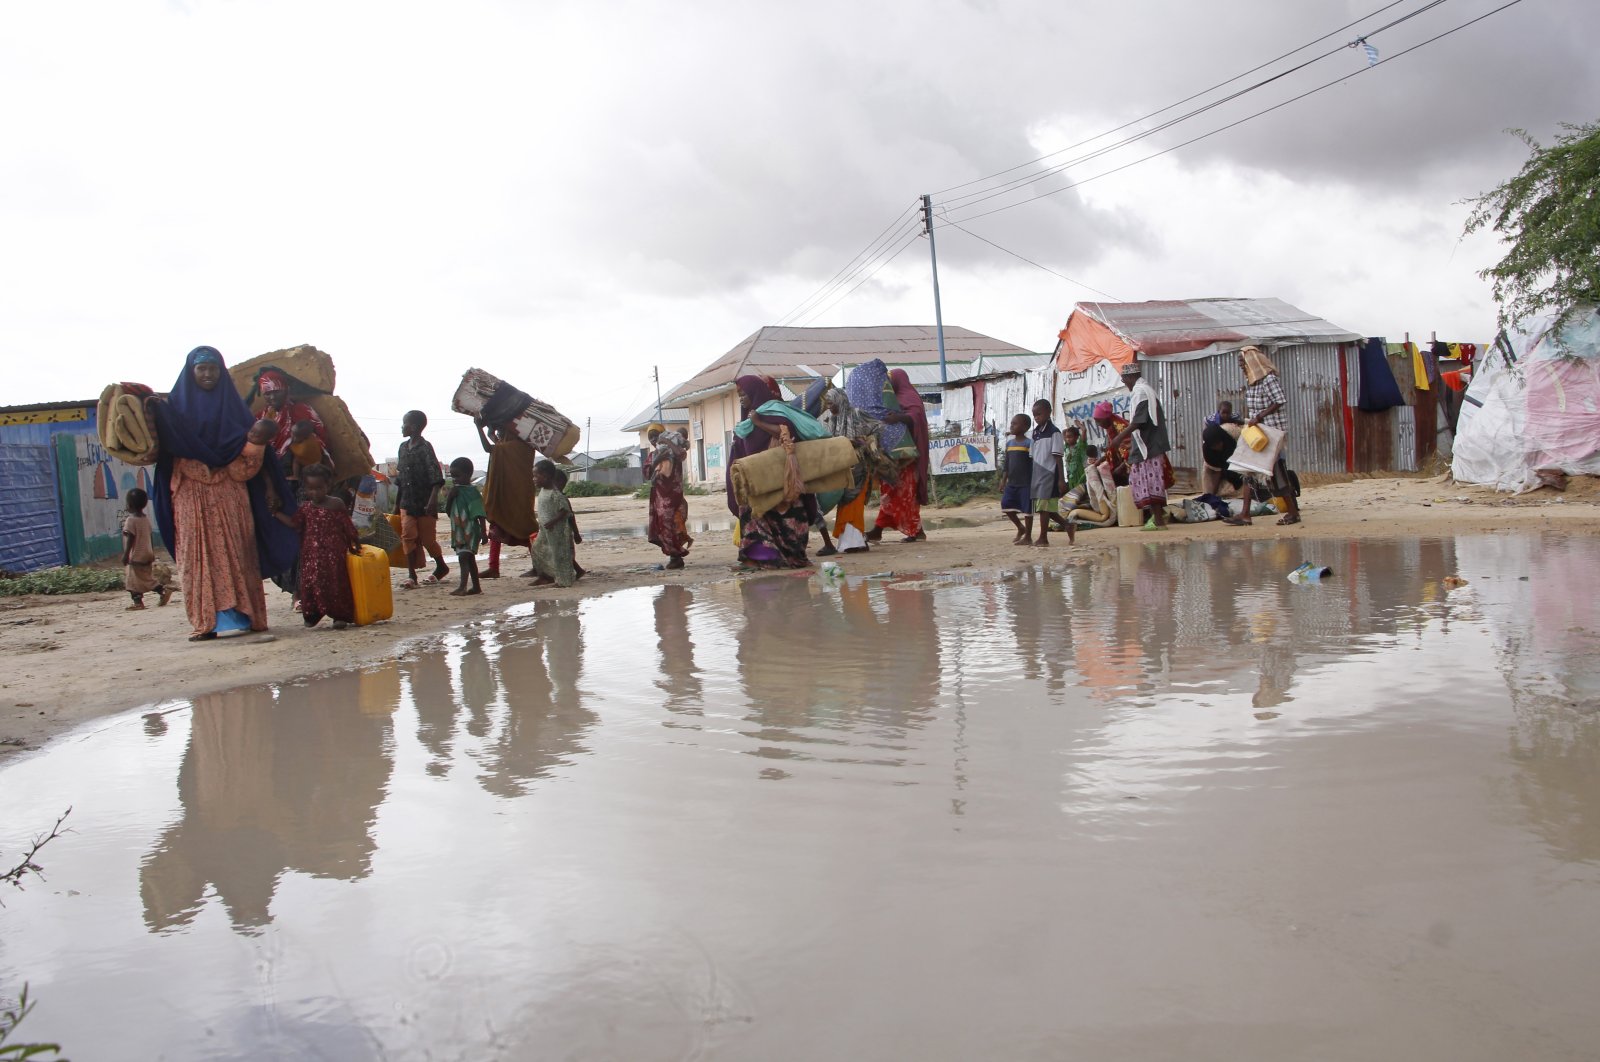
[188,631,218,642]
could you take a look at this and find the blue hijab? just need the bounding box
[151,346,299,579]
[845,358,905,451]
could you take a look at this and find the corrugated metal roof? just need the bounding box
[941,352,1054,384]
[1074,297,1361,361]
[663,325,1031,404]
[0,399,98,415]
[620,402,691,432]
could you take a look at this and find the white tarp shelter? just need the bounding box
[1453,306,1600,492]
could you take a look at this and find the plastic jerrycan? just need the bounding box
[347,544,395,625]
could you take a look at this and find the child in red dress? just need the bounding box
[274,464,360,628]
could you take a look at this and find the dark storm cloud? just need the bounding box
[506,0,1593,296]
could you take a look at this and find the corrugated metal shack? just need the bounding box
[937,354,1058,434]
[1054,298,1374,480]
[0,399,161,572]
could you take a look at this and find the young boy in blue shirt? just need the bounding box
[1001,413,1033,544]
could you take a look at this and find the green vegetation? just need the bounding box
[930,472,1002,508]
[0,567,124,597]
[0,983,64,1060]
[564,479,639,498]
[633,481,710,499]
[1465,122,1600,327]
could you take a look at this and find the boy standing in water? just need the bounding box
[122,488,172,610]
[444,457,488,597]
[396,409,450,589]
[1001,413,1033,545]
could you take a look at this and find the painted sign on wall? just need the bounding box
[54,434,161,565]
[930,433,998,475]
[705,443,722,468]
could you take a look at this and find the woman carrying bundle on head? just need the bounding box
[645,423,693,569]
[474,417,537,578]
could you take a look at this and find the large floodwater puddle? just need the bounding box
[3,534,1599,1060]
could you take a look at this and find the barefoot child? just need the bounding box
[528,459,578,587]
[444,457,488,596]
[396,410,450,589]
[122,488,172,610]
[1029,399,1074,546]
[273,464,359,628]
[1001,414,1033,545]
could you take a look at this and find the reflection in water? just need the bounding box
[408,649,458,777]
[7,535,1600,1060]
[139,667,396,932]
[1464,534,1600,865]
[736,576,940,774]
[653,585,703,715]
[478,600,595,799]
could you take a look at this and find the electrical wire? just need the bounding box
[943,220,1121,300]
[794,230,924,326]
[776,211,924,327]
[931,0,1421,198]
[945,0,1527,226]
[774,201,923,326]
[937,0,1455,214]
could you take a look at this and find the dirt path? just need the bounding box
[4,476,1597,754]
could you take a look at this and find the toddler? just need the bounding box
[122,488,171,610]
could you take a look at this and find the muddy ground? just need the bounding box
[4,475,1597,753]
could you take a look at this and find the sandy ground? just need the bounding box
[4,475,1597,754]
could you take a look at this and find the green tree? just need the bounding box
[1465,122,1600,327]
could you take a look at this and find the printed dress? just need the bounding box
[171,444,270,636]
[529,487,577,587]
[292,503,358,624]
[647,441,692,559]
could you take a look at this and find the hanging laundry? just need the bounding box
[1460,342,1477,364]
[1427,341,1448,388]
[1358,337,1405,411]
[1407,341,1430,391]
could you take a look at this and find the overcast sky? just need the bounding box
[3,0,1593,457]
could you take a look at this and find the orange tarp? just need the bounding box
[1056,311,1137,374]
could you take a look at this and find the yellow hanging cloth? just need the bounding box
[1409,342,1429,391]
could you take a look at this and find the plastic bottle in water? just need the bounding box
[1287,562,1332,584]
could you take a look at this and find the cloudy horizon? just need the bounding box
[3,0,1592,458]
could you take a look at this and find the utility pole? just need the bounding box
[653,365,664,423]
[922,193,949,384]
[585,416,591,469]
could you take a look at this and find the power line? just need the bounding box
[794,231,924,326]
[943,220,1121,301]
[937,0,1455,215]
[932,0,1434,200]
[774,201,922,326]
[946,0,1527,226]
